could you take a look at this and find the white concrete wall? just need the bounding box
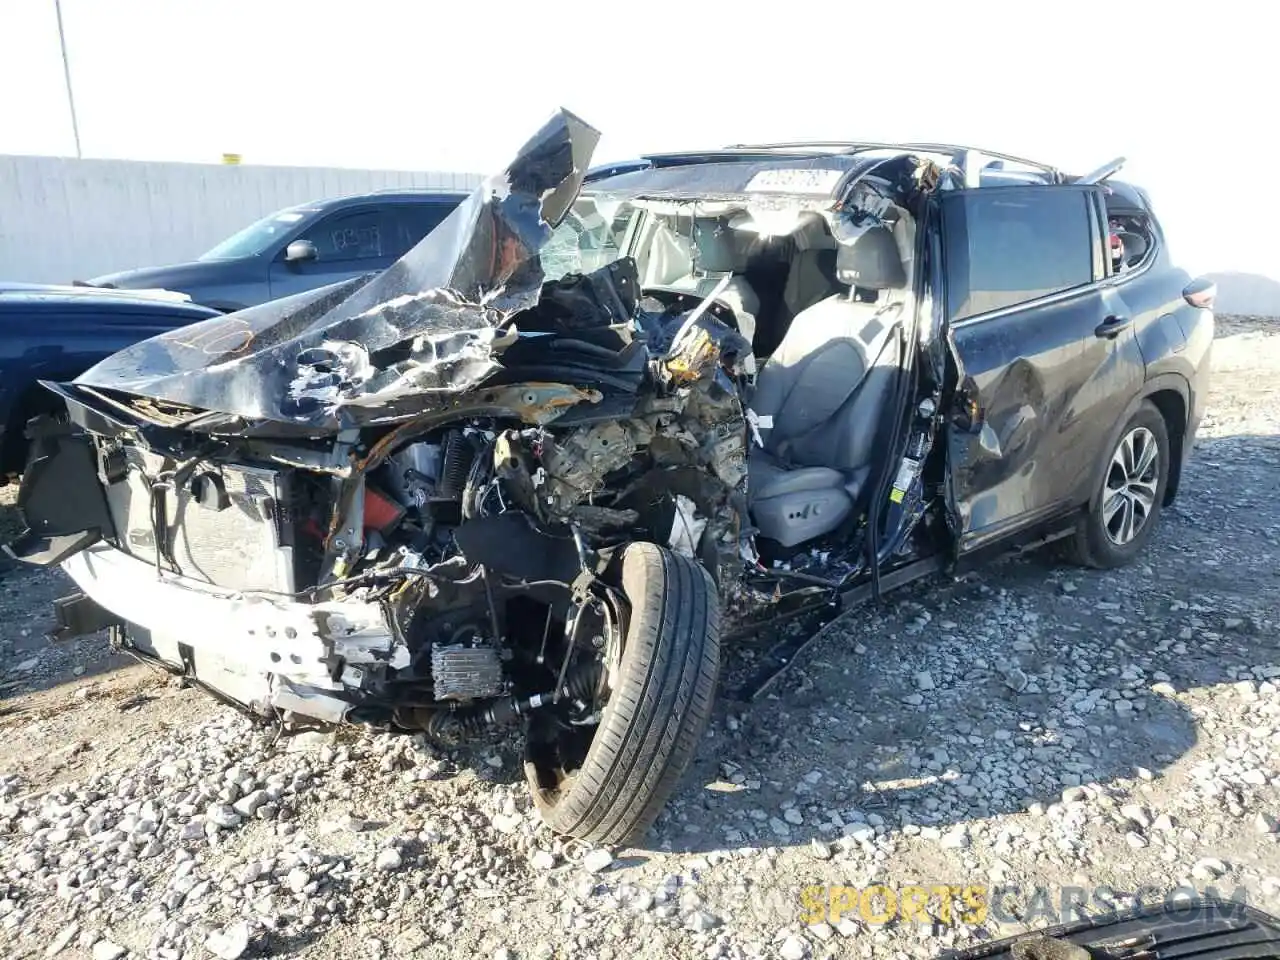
[0,155,483,284]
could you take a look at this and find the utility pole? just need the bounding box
[53,0,82,158]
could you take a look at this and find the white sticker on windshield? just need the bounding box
[275,213,305,223]
[744,168,844,194]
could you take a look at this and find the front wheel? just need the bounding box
[523,542,720,845]
[1064,400,1169,568]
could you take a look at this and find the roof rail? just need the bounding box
[723,140,1062,179]
[367,185,473,195]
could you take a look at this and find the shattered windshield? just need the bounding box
[199,205,316,261]
[539,196,635,282]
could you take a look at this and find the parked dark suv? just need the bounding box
[82,190,469,312]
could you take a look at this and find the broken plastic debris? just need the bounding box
[669,495,707,558]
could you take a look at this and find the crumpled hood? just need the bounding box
[74,109,601,431]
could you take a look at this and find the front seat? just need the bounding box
[747,223,907,547]
[649,217,761,350]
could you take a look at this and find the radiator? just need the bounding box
[105,447,297,594]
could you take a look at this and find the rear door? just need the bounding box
[268,204,402,299]
[943,184,1145,553]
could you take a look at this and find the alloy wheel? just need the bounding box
[1102,426,1160,545]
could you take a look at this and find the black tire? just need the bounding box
[1063,400,1169,569]
[524,542,720,845]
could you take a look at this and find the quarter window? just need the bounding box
[396,203,457,253]
[945,189,1095,320]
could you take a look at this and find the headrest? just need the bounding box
[1116,230,1148,263]
[691,218,738,273]
[791,211,837,251]
[835,224,905,290]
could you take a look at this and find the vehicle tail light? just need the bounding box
[1183,277,1217,309]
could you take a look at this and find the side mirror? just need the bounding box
[285,239,318,264]
[1183,276,1217,310]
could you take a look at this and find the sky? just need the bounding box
[1,0,1276,279]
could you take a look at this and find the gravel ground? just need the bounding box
[1,315,1277,960]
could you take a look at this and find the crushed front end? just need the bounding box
[5,110,754,747]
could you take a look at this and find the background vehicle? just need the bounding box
[6,113,1214,844]
[0,286,219,480]
[80,190,468,312]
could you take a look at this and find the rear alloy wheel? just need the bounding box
[523,542,720,845]
[1064,400,1169,568]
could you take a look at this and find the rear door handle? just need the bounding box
[1094,315,1131,339]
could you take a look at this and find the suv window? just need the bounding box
[945,188,1096,320]
[396,202,456,253]
[298,207,394,262]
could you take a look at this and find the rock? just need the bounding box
[490,813,523,834]
[1151,682,1177,696]
[1120,804,1150,829]
[902,693,924,706]
[1125,831,1147,849]
[1192,858,1229,881]
[1062,786,1089,804]
[231,790,267,818]
[1254,812,1279,835]
[842,823,875,844]
[375,848,404,872]
[808,839,832,860]
[493,950,515,960]
[91,941,127,960]
[1004,668,1030,693]
[685,910,721,932]
[392,927,429,956]
[44,925,79,957]
[205,922,250,960]
[205,804,241,829]
[940,827,969,850]
[1153,813,1175,832]
[915,671,936,691]
[582,849,614,874]
[779,935,810,960]
[783,807,804,826]
[319,812,367,835]
[529,850,556,870]
[286,868,310,894]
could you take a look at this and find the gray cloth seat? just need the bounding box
[645,217,760,349]
[747,223,906,547]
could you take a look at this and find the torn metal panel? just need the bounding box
[62,543,397,687]
[72,110,602,430]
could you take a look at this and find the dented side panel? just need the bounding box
[946,289,1144,551]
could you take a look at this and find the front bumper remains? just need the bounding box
[61,544,401,723]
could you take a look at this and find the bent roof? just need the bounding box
[583,153,900,203]
[583,141,1075,202]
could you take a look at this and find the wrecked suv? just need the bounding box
[5,112,1214,844]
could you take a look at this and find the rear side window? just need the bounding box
[396,202,457,252]
[944,188,1096,320]
[299,208,394,262]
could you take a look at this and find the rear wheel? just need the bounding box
[1064,401,1169,568]
[524,542,719,845]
